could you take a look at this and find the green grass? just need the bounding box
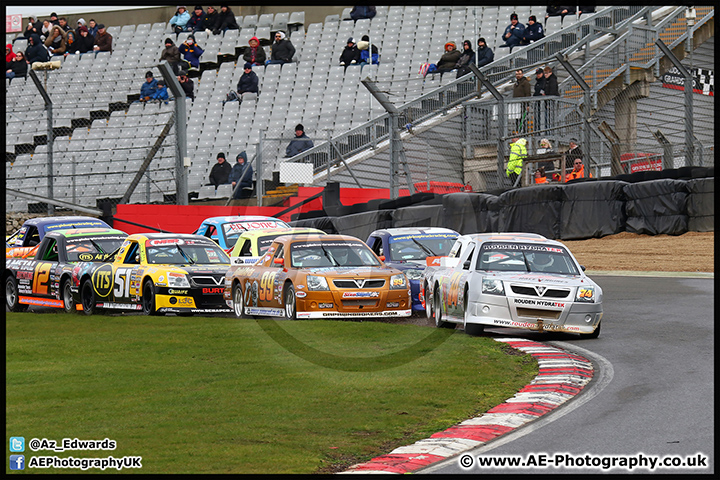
[6,312,537,474]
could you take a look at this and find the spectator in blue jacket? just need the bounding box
[522,15,545,44]
[140,70,158,101]
[179,34,204,70]
[501,12,525,48]
[170,6,191,35]
[186,6,205,32]
[285,124,314,158]
[476,37,494,68]
[236,62,259,102]
[230,151,254,199]
[151,80,170,102]
[357,35,379,66]
[350,5,376,21]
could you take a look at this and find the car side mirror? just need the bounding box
[463,260,471,269]
[274,257,284,265]
[580,265,586,271]
[379,255,385,261]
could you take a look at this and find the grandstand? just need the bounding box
[5,5,715,213]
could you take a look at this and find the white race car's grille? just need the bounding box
[333,279,386,289]
[517,308,562,319]
[510,285,571,298]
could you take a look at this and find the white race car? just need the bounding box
[423,233,603,338]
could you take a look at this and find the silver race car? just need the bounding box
[423,233,603,338]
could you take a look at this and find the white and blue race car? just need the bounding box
[422,233,603,338]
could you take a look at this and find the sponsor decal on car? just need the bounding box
[514,298,566,308]
[342,291,379,298]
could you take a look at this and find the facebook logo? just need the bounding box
[9,437,25,452]
[9,454,25,470]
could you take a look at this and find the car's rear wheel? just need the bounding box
[283,284,297,320]
[579,320,601,339]
[5,276,28,312]
[424,282,433,321]
[463,286,484,336]
[80,279,98,315]
[142,280,160,316]
[433,287,453,329]
[232,282,245,318]
[62,278,75,313]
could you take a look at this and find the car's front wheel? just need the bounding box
[463,286,484,336]
[283,284,297,320]
[5,275,28,312]
[142,280,160,316]
[62,278,75,313]
[424,282,433,321]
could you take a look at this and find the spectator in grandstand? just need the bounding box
[501,12,525,49]
[230,151,254,199]
[49,12,59,26]
[545,6,576,27]
[64,30,78,55]
[534,167,547,184]
[512,69,531,97]
[533,68,545,96]
[202,6,218,34]
[25,33,50,64]
[6,43,16,63]
[566,157,591,181]
[75,26,94,55]
[87,19,99,39]
[140,71,158,102]
[57,17,70,33]
[266,31,295,65]
[236,62,259,101]
[242,36,266,67]
[212,5,239,35]
[506,137,527,186]
[40,20,52,42]
[178,69,195,100]
[285,124,314,158]
[22,16,42,41]
[6,52,28,82]
[455,39,475,78]
[476,37,494,68]
[357,35,379,66]
[179,34,204,71]
[170,6,191,35]
[522,15,544,45]
[564,139,583,170]
[542,66,559,96]
[350,5,377,21]
[76,18,87,36]
[186,6,205,33]
[436,41,461,73]
[161,37,182,75]
[150,79,170,102]
[536,138,556,172]
[339,37,360,69]
[209,152,232,187]
[93,24,113,53]
[45,25,67,56]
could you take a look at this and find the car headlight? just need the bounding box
[306,275,329,291]
[404,269,424,280]
[390,273,408,289]
[576,286,596,302]
[167,272,190,288]
[482,278,505,295]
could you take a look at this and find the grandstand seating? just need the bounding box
[6,5,706,212]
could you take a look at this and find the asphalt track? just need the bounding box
[346,273,715,474]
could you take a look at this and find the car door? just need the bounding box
[258,243,286,309]
[29,238,60,300]
[112,240,142,303]
[444,243,474,317]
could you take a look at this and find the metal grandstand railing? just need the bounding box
[284,5,653,179]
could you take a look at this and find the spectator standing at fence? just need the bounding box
[170,6,191,35]
[230,151,254,199]
[202,6,218,34]
[209,152,232,187]
[267,31,295,65]
[75,26,94,54]
[236,62,259,101]
[522,15,544,45]
[243,36,266,66]
[350,5,376,21]
[87,19,99,39]
[339,37,360,69]
[476,37,494,68]
[357,35,379,66]
[25,33,49,64]
[564,139,583,170]
[285,124,314,158]
[501,12,525,49]
[93,24,113,53]
[536,138,556,172]
[455,40,475,78]
[534,167,548,184]
[160,37,182,74]
[45,25,67,56]
[179,34,204,71]
[22,16,42,40]
[533,68,545,96]
[513,69,531,97]
[213,5,239,35]
[186,6,205,33]
[506,137,527,186]
[542,66,559,96]
[178,69,195,99]
[6,51,27,82]
[140,71,158,102]
[566,157,592,181]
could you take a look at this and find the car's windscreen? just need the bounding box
[65,235,127,262]
[388,233,458,261]
[290,241,382,268]
[477,242,580,275]
[222,220,291,244]
[146,240,230,264]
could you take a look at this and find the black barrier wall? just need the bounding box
[289,178,714,240]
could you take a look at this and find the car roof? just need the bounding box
[237,227,326,239]
[461,232,554,243]
[371,227,460,237]
[275,233,364,244]
[127,233,216,241]
[199,215,288,225]
[46,227,127,238]
[23,216,110,229]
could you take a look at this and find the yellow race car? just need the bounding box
[229,227,327,265]
[71,233,232,315]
